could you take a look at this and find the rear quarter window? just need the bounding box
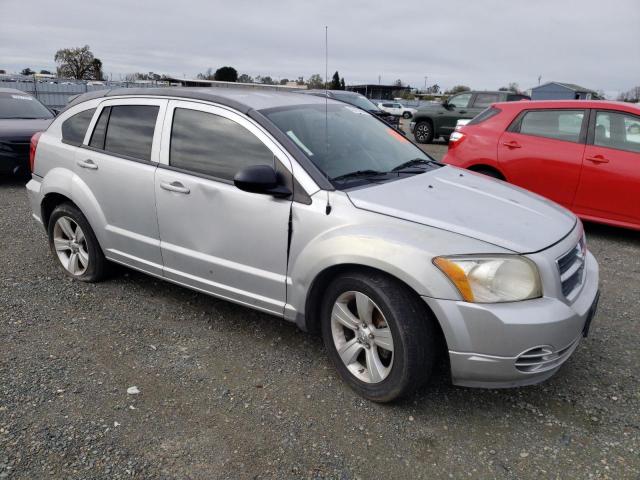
[467,107,501,125]
[61,108,96,145]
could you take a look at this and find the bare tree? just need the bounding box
[55,45,103,80]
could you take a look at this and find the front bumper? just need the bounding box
[423,247,599,388]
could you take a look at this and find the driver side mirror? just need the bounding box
[234,164,291,198]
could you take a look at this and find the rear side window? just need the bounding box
[594,111,640,153]
[169,108,274,181]
[516,110,585,143]
[88,105,158,160]
[472,93,500,108]
[61,108,96,145]
[467,107,501,125]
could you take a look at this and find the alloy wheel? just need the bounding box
[330,291,395,383]
[53,216,89,276]
[416,123,431,142]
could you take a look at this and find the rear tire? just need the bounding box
[320,270,437,402]
[47,203,108,282]
[414,121,434,144]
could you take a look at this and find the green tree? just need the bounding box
[330,71,341,90]
[91,58,104,81]
[237,73,254,83]
[21,68,34,76]
[214,66,238,82]
[340,78,345,90]
[258,76,275,85]
[279,78,289,85]
[498,82,520,93]
[54,45,103,80]
[39,69,52,75]
[306,73,324,89]
[446,85,471,94]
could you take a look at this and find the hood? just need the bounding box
[0,118,52,139]
[346,166,576,253]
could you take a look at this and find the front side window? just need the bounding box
[472,93,500,108]
[262,103,435,184]
[169,108,274,181]
[594,111,640,153]
[448,93,472,108]
[518,109,585,143]
[61,108,96,145]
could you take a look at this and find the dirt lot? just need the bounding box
[1,141,639,478]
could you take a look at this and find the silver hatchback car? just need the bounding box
[26,88,600,402]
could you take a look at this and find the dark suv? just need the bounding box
[410,91,529,143]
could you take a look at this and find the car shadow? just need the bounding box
[584,220,640,243]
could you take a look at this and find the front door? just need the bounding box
[497,108,587,208]
[573,110,640,226]
[76,98,167,275]
[154,101,293,315]
[439,92,473,137]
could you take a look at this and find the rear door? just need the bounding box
[78,98,167,275]
[154,100,294,315]
[497,108,587,208]
[469,92,500,117]
[573,110,640,226]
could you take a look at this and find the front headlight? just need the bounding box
[433,255,542,303]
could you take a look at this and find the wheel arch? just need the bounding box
[467,164,506,180]
[301,263,449,355]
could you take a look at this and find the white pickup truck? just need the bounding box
[377,102,417,119]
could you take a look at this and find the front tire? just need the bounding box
[321,270,437,402]
[414,121,434,144]
[402,111,412,119]
[48,203,108,282]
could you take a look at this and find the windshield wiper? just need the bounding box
[330,169,389,182]
[391,158,440,172]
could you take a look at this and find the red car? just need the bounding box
[443,100,640,231]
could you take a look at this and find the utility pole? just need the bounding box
[424,76,428,92]
[378,75,381,85]
[538,75,542,85]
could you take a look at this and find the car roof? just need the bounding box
[492,99,640,113]
[65,87,341,114]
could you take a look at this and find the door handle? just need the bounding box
[585,155,609,164]
[502,141,522,149]
[77,159,98,170]
[160,180,190,194]
[459,110,467,114]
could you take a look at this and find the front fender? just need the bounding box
[286,193,508,325]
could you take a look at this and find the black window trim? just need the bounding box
[83,103,159,164]
[60,107,98,147]
[506,108,589,144]
[587,108,640,154]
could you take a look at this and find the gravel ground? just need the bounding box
[1,156,639,479]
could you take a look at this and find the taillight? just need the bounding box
[29,131,42,173]
[448,131,466,149]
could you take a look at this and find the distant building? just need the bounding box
[531,82,601,100]
[346,84,403,100]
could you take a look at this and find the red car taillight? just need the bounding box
[448,131,466,149]
[29,131,42,173]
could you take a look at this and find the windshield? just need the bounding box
[262,103,436,185]
[333,93,380,112]
[0,92,53,119]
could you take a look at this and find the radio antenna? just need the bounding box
[324,25,332,215]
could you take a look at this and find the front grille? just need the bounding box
[557,236,586,298]
[515,336,581,373]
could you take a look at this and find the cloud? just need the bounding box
[1,0,638,95]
